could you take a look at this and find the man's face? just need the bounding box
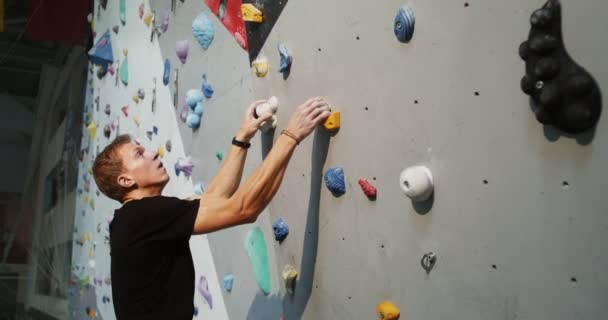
[117,142,169,190]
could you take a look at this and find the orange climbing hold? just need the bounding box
[323,111,340,130]
[377,301,400,320]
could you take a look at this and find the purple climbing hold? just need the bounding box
[176,40,189,64]
[197,275,213,309]
[161,11,170,33]
[174,157,194,177]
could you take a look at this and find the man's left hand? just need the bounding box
[237,100,274,142]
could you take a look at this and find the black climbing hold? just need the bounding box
[521,75,535,95]
[533,57,560,80]
[529,34,558,54]
[530,8,553,28]
[520,0,602,134]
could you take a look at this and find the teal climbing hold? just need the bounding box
[119,0,126,25]
[244,227,271,295]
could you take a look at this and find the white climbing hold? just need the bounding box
[255,96,279,132]
[399,165,433,202]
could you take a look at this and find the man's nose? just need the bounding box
[147,150,159,160]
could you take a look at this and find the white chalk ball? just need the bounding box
[399,166,434,202]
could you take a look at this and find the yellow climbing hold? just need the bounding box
[143,11,154,27]
[377,301,400,320]
[157,145,165,158]
[88,167,93,175]
[323,111,340,130]
[123,48,128,56]
[133,116,141,127]
[241,4,263,23]
[83,195,89,205]
[132,95,140,103]
[252,57,268,77]
[282,265,298,295]
[88,247,94,258]
[87,121,98,140]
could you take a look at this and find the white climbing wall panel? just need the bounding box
[71,0,228,319]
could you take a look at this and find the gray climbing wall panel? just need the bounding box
[156,0,608,319]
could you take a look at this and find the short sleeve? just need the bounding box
[142,196,200,242]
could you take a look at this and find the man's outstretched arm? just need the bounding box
[191,97,331,234]
[204,101,271,198]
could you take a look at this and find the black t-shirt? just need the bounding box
[109,196,200,320]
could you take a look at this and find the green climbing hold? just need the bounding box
[216,151,224,161]
[119,0,126,25]
[244,227,271,295]
[120,56,128,85]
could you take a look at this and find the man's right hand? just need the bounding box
[285,97,332,142]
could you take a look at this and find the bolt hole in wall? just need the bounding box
[356,36,360,40]
[571,277,577,283]
[373,177,377,181]
[365,106,369,111]
[492,264,497,269]
[465,2,470,7]
[414,100,419,104]
[562,181,569,188]
[318,48,322,52]
[475,91,480,96]
[483,179,489,185]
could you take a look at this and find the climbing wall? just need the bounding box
[77,0,608,319]
[70,1,229,319]
[245,0,608,319]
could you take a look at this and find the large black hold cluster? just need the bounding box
[519,0,602,134]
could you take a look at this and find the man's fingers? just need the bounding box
[304,100,329,115]
[307,104,330,120]
[255,111,274,125]
[248,100,268,117]
[301,97,323,110]
[312,110,332,124]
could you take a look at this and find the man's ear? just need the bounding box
[117,174,136,188]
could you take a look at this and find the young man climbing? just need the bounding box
[92,97,331,319]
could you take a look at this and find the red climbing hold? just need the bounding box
[358,179,377,198]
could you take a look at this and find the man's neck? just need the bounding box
[122,188,163,204]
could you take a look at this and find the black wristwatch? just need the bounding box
[232,136,251,149]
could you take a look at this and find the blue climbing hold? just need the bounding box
[185,89,204,107]
[192,12,214,49]
[394,5,415,43]
[324,167,346,195]
[223,274,234,292]
[88,30,114,66]
[201,74,214,98]
[186,113,201,129]
[194,182,205,195]
[193,101,204,115]
[272,217,289,241]
[163,59,170,86]
[278,43,292,73]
